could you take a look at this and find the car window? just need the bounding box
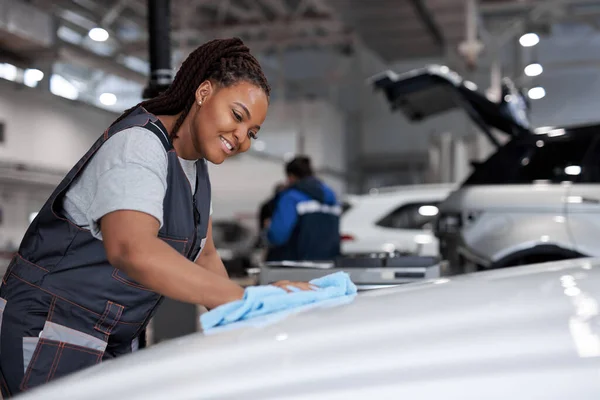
[464,134,595,185]
[341,201,352,215]
[583,138,600,182]
[376,202,440,230]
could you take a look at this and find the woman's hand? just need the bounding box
[272,280,317,292]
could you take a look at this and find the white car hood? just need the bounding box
[20,259,600,400]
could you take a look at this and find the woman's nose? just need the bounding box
[233,127,247,146]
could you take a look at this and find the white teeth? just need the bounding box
[220,137,233,151]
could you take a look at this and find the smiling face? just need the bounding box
[189,80,269,164]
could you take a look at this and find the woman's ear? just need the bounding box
[195,80,213,105]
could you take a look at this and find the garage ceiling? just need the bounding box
[326,0,466,61]
[2,0,599,112]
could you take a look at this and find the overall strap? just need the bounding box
[141,118,173,152]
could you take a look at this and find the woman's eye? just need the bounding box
[233,110,242,122]
[248,132,257,140]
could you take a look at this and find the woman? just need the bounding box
[0,38,311,396]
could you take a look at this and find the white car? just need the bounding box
[341,184,455,257]
[19,258,600,399]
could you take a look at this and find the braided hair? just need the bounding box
[112,37,271,136]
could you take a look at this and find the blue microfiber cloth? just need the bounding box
[200,271,357,330]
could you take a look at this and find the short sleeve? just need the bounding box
[67,127,169,240]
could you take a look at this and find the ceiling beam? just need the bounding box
[101,0,133,27]
[257,0,289,17]
[121,16,345,53]
[200,0,264,21]
[408,0,445,48]
[57,41,147,84]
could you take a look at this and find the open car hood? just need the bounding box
[371,65,532,138]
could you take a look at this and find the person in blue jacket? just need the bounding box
[266,156,341,261]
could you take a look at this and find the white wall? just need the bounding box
[0,183,53,250]
[0,79,117,171]
[259,99,346,172]
[351,50,472,157]
[258,99,347,194]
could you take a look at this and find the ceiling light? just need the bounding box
[24,69,44,87]
[25,69,44,82]
[89,27,109,42]
[565,165,582,176]
[99,92,117,106]
[528,86,546,100]
[0,63,18,81]
[519,33,540,47]
[524,63,543,77]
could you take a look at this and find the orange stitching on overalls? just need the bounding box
[21,337,47,390]
[95,302,123,335]
[49,137,103,231]
[94,301,112,332]
[47,297,57,322]
[105,304,124,336]
[2,258,14,285]
[61,343,103,356]
[16,254,48,272]
[0,371,10,398]
[111,269,154,292]
[46,342,63,383]
[9,274,141,325]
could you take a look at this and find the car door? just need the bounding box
[566,133,600,257]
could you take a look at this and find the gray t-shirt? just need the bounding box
[63,127,211,240]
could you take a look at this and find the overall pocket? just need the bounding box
[21,321,107,390]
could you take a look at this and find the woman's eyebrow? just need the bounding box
[233,102,251,119]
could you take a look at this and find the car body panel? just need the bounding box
[437,184,574,268]
[19,258,600,399]
[566,183,600,256]
[341,184,455,256]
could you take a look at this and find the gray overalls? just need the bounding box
[0,107,211,396]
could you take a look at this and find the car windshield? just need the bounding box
[463,131,596,185]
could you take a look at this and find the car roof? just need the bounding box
[344,183,456,202]
[20,258,600,399]
[341,184,455,224]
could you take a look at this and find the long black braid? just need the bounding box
[111,37,271,136]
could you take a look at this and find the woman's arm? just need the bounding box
[101,210,244,309]
[194,217,229,278]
